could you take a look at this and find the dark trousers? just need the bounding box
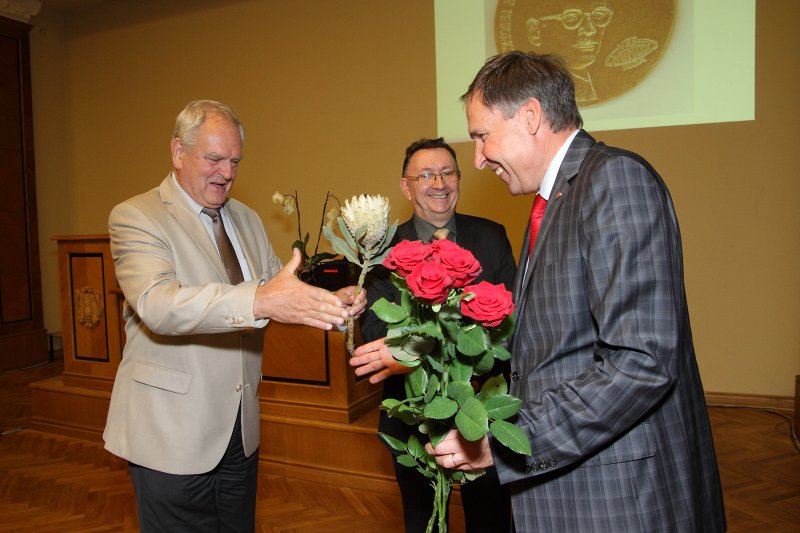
[394,456,512,533]
[129,409,259,533]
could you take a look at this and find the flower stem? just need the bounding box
[425,465,451,533]
[294,190,302,244]
[314,191,330,257]
[347,261,370,355]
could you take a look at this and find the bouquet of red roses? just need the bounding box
[371,239,531,533]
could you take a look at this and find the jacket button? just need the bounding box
[511,370,520,381]
[235,384,242,392]
[548,459,557,467]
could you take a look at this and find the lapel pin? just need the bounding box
[555,192,563,199]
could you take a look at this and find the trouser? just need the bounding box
[129,408,259,533]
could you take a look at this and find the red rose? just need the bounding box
[406,261,453,304]
[384,240,433,276]
[431,239,482,288]
[461,281,515,327]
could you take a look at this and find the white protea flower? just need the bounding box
[341,194,390,249]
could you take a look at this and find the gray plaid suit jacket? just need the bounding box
[491,131,726,532]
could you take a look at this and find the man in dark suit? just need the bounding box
[352,137,516,532]
[425,52,726,532]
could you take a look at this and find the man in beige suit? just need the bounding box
[103,100,365,532]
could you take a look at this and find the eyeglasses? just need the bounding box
[403,169,461,184]
[539,7,614,30]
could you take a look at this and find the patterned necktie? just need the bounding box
[528,194,547,254]
[432,227,450,241]
[202,207,244,285]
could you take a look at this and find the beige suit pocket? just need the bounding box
[133,360,192,394]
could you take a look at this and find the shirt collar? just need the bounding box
[413,213,457,243]
[171,171,225,216]
[538,129,579,201]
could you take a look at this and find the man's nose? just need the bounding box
[473,144,487,170]
[220,160,235,178]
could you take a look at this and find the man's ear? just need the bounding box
[171,138,184,169]
[400,178,413,200]
[520,98,542,135]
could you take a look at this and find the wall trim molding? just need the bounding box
[705,391,794,412]
[0,0,41,22]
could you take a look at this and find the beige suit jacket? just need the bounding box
[103,175,282,475]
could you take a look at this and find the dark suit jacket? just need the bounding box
[493,130,725,532]
[360,212,517,439]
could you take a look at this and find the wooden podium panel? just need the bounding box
[53,235,123,390]
[261,322,381,423]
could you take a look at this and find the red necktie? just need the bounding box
[528,194,547,253]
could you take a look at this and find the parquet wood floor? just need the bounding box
[1,359,798,532]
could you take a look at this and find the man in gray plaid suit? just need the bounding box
[426,51,726,532]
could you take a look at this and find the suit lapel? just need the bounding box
[514,131,596,307]
[159,177,230,282]
[395,219,418,243]
[225,205,259,280]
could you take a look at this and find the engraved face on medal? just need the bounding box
[495,0,676,105]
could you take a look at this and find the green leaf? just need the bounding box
[448,359,472,383]
[397,454,418,468]
[386,345,421,366]
[379,220,398,250]
[424,374,440,404]
[450,470,465,483]
[474,351,495,374]
[463,470,487,482]
[478,375,508,401]
[377,432,407,454]
[426,354,445,373]
[406,434,426,459]
[491,312,517,342]
[371,298,408,323]
[380,398,402,410]
[455,397,489,441]
[491,344,512,362]
[490,420,532,455]
[423,396,458,419]
[336,218,357,250]
[457,326,489,357]
[401,334,436,356]
[484,394,523,421]
[354,224,367,244]
[428,425,450,448]
[410,321,444,341]
[416,466,436,479]
[323,226,359,264]
[447,381,475,406]
[408,366,428,397]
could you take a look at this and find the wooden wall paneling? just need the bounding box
[0,16,47,372]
